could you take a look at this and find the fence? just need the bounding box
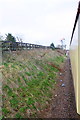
[0,41,50,51]
[70,1,80,115]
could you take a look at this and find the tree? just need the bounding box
[6,33,16,42]
[50,43,55,50]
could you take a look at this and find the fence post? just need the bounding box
[0,41,2,117]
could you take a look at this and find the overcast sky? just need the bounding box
[0,0,79,49]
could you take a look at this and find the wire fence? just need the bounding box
[0,41,50,51]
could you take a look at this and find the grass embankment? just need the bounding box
[2,49,66,118]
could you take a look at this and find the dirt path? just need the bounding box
[42,58,80,118]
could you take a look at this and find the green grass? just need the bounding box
[2,50,65,118]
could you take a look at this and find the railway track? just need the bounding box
[40,58,80,118]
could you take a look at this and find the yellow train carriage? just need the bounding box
[70,1,80,115]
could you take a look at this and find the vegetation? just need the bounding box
[5,33,16,42]
[50,43,55,50]
[2,49,65,118]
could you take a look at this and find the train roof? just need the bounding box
[70,1,80,45]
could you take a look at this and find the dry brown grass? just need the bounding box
[2,49,66,118]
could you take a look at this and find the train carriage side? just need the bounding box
[70,2,80,115]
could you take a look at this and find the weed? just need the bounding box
[2,108,10,115]
[2,50,65,118]
[19,107,26,112]
[10,98,19,108]
[27,97,35,105]
[21,74,27,84]
[15,113,23,118]
[25,72,31,76]
[3,62,8,67]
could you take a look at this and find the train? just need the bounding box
[70,1,80,115]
